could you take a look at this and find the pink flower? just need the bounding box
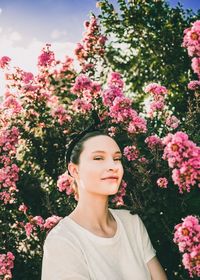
[111,180,127,206]
[19,203,28,214]
[44,215,62,230]
[182,20,200,57]
[72,98,93,114]
[0,252,15,279]
[191,57,200,76]
[162,132,200,193]
[145,135,163,150]
[166,115,180,129]
[157,177,168,188]
[107,72,124,89]
[2,96,23,116]
[123,145,139,161]
[102,87,123,106]
[51,105,71,125]
[182,248,200,278]
[38,45,55,67]
[74,43,87,61]
[32,216,44,228]
[188,80,200,91]
[0,56,11,69]
[24,222,34,237]
[71,74,92,96]
[174,215,200,277]
[22,71,34,84]
[109,96,133,122]
[144,83,168,96]
[174,215,200,252]
[57,171,74,195]
[108,126,117,137]
[128,115,147,134]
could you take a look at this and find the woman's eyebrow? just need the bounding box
[91,150,122,155]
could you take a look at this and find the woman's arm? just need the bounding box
[147,256,168,280]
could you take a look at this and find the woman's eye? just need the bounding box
[114,158,122,161]
[94,157,103,160]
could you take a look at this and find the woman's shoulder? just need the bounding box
[44,215,78,245]
[109,208,140,225]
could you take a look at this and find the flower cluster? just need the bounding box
[162,131,200,193]
[103,72,147,134]
[165,115,180,130]
[157,177,168,188]
[145,135,163,150]
[38,44,55,67]
[191,57,200,77]
[183,20,200,89]
[71,74,101,114]
[57,171,74,196]
[188,80,200,91]
[23,215,62,238]
[144,83,168,118]
[51,105,72,125]
[182,20,200,57]
[74,15,107,69]
[174,215,200,278]
[0,252,15,279]
[111,180,127,206]
[0,126,20,204]
[0,56,11,69]
[123,145,139,161]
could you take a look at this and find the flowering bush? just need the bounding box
[0,252,15,279]
[174,215,200,277]
[0,14,199,280]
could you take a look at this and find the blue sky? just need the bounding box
[0,0,199,46]
[0,0,199,95]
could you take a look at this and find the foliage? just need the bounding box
[97,0,200,115]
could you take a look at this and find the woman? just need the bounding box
[42,130,168,280]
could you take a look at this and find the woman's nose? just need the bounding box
[107,159,119,170]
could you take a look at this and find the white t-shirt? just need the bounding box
[42,208,156,280]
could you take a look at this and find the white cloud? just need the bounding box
[0,28,78,96]
[51,29,67,39]
[9,31,22,42]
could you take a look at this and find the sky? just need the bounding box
[0,0,199,95]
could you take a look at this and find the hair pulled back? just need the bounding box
[69,130,108,165]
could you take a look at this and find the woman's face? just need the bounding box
[76,135,124,197]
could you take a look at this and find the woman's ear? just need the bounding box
[68,162,79,179]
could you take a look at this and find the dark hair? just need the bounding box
[69,130,111,165]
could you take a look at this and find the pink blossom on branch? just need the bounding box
[18,203,28,214]
[107,72,124,89]
[38,44,55,67]
[157,177,168,188]
[188,80,200,91]
[182,20,200,57]
[144,83,168,96]
[57,171,74,196]
[102,87,123,107]
[165,115,180,129]
[145,135,163,150]
[162,131,200,193]
[44,215,62,230]
[174,215,200,277]
[191,57,200,76]
[123,145,139,161]
[0,252,15,279]
[0,56,11,69]
[111,180,127,207]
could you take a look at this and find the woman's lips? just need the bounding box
[101,177,119,180]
